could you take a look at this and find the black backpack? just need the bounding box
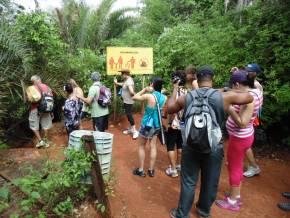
[184,88,222,153]
[36,85,54,113]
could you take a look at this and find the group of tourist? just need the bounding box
[26,62,290,217]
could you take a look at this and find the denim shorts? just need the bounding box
[139,125,160,139]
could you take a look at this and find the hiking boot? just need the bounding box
[148,169,155,177]
[169,208,177,218]
[165,167,178,178]
[243,166,261,178]
[132,131,139,139]
[215,197,240,211]
[132,168,146,177]
[123,128,133,135]
[278,202,290,211]
[36,140,46,148]
[282,192,290,199]
[224,192,242,206]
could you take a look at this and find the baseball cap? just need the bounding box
[197,65,214,77]
[231,70,248,83]
[245,63,262,73]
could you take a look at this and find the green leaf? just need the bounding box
[0,186,10,200]
[101,205,106,213]
[9,213,20,218]
[31,191,41,199]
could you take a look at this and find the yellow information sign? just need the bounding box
[106,47,153,75]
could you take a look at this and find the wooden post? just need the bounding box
[141,75,145,113]
[113,82,117,122]
[82,135,112,218]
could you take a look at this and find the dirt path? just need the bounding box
[109,114,290,218]
[1,115,290,218]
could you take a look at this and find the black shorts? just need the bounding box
[92,115,109,132]
[166,127,183,152]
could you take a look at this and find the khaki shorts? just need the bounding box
[29,109,52,131]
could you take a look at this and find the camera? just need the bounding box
[171,70,186,86]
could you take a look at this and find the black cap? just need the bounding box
[197,65,214,77]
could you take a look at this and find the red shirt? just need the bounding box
[31,83,51,110]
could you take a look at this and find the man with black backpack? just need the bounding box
[167,66,254,218]
[77,71,110,132]
[28,75,54,148]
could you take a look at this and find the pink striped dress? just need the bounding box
[226,89,263,138]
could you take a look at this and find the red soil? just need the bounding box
[1,114,290,218]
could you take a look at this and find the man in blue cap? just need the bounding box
[243,63,263,178]
[167,65,254,218]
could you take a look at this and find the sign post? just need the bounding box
[106,47,153,121]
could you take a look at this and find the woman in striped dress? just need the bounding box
[216,70,263,211]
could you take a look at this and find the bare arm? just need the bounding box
[114,78,123,87]
[77,95,93,105]
[228,102,255,128]
[132,88,148,101]
[222,91,253,113]
[167,85,186,114]
[128,85,135,96]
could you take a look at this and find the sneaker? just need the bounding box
[243,166,261,178]
[282,192,290,199]
[165,167,178,178]
[148,169,155,177]
[132,131,139,139]
[224,192,242,206]
[132,168,146,177]
[215,197,240,211]
[278,202,290,211]
[176,164,181,171]
[36,140,46,148]
[123,128,133,135]
[169,208,177,218]
[44,142,50,148]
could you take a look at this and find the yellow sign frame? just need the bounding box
[106,47,153,75]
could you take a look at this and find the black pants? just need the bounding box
[166,128,183,152]
[124,103,135,126]
[176,144,224,217]
[92,115,109,132]
[66,125,80,139]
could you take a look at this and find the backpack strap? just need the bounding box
[249,89,262,118]
[152,93,165,144]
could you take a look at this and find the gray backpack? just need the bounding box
[184,88,222,153]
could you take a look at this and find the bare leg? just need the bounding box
[149,136,157,170]
[177,148,182,166]
[32,129,42,141]
[246,148,258,168]
[168,150,176,169]
[138,137,147,171]
[43,129,49,140]
[230,185,241,200]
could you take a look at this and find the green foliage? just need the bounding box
[10,148,94,217]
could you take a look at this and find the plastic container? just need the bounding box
[68,130,113,175]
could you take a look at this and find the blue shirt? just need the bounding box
[141,91,166,128]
